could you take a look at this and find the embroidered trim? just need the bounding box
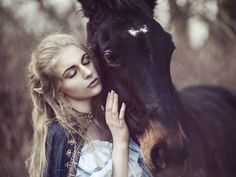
[66,149,72,157]
[66,136,85,177]
[65,109,94,177]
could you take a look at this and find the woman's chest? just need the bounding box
[86,120,112,142]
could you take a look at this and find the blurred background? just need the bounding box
[0,0,235,176]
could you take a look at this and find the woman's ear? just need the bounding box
[58,84,65,97]
[58,91,65,97]
[57,80,64,96]
[33,87,43,94]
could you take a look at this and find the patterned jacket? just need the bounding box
[45,122,83,177]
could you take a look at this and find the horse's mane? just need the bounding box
[78,0,156,18]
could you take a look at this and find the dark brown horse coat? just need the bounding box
[77,0,236,176]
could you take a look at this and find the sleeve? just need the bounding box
[45,125,70,177]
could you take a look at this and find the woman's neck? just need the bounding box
[66,97,92,113]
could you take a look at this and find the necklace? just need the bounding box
[76,111,94,127]
[70,108,94,133]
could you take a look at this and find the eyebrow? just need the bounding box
[62,65,76,77]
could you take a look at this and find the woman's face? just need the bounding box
[54,45,102,103]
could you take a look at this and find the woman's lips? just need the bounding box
[88,78,99,88]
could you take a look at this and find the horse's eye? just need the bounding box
[104,50,116,62]
[104,50,120,68]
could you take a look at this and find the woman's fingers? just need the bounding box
[105,90,126,125]
[112,92,119,120]
[105,91,113,122]
[119,103,126,124]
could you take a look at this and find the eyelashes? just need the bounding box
[68,70,77,78]
[104,50,121,68]
[81,53,91,65]
[64,66,77,79]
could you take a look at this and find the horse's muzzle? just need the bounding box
[138,120,189,177]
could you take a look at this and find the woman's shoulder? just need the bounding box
[46,121,70,153]
[48,121,67,135]
[45,121,76,160]
[46,121,68,149]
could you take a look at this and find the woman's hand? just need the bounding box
[105,90,129,146]
[106,90,129,177]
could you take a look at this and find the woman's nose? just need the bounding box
[81,66,92,79]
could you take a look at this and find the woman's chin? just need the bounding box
[91,84,103,97]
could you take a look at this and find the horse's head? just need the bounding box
[78,0,188,175]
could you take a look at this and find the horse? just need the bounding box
[77,0,236,176]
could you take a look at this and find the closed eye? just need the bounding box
[81,53,91,65]
[64,66,77,79]
[68,70,77,78]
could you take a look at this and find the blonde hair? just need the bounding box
[26,34,104,177]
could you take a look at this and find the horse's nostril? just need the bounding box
[150,141,167,170]
[150,134,189,172]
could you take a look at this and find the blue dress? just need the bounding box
[45,122,151,177]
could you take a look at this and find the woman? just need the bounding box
[27,34,150,177]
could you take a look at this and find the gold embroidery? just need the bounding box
[65,162,70,168]
[67,140,84,177]
[66,110,93,177]
[66,149,72,157]
[68,139,76,145]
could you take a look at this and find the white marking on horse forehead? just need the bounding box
[128,24,149,37]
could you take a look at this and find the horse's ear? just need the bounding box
[77,0,96,17]
[146,0,157,12]
[78,0,157,17]
[78,0,115,17]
